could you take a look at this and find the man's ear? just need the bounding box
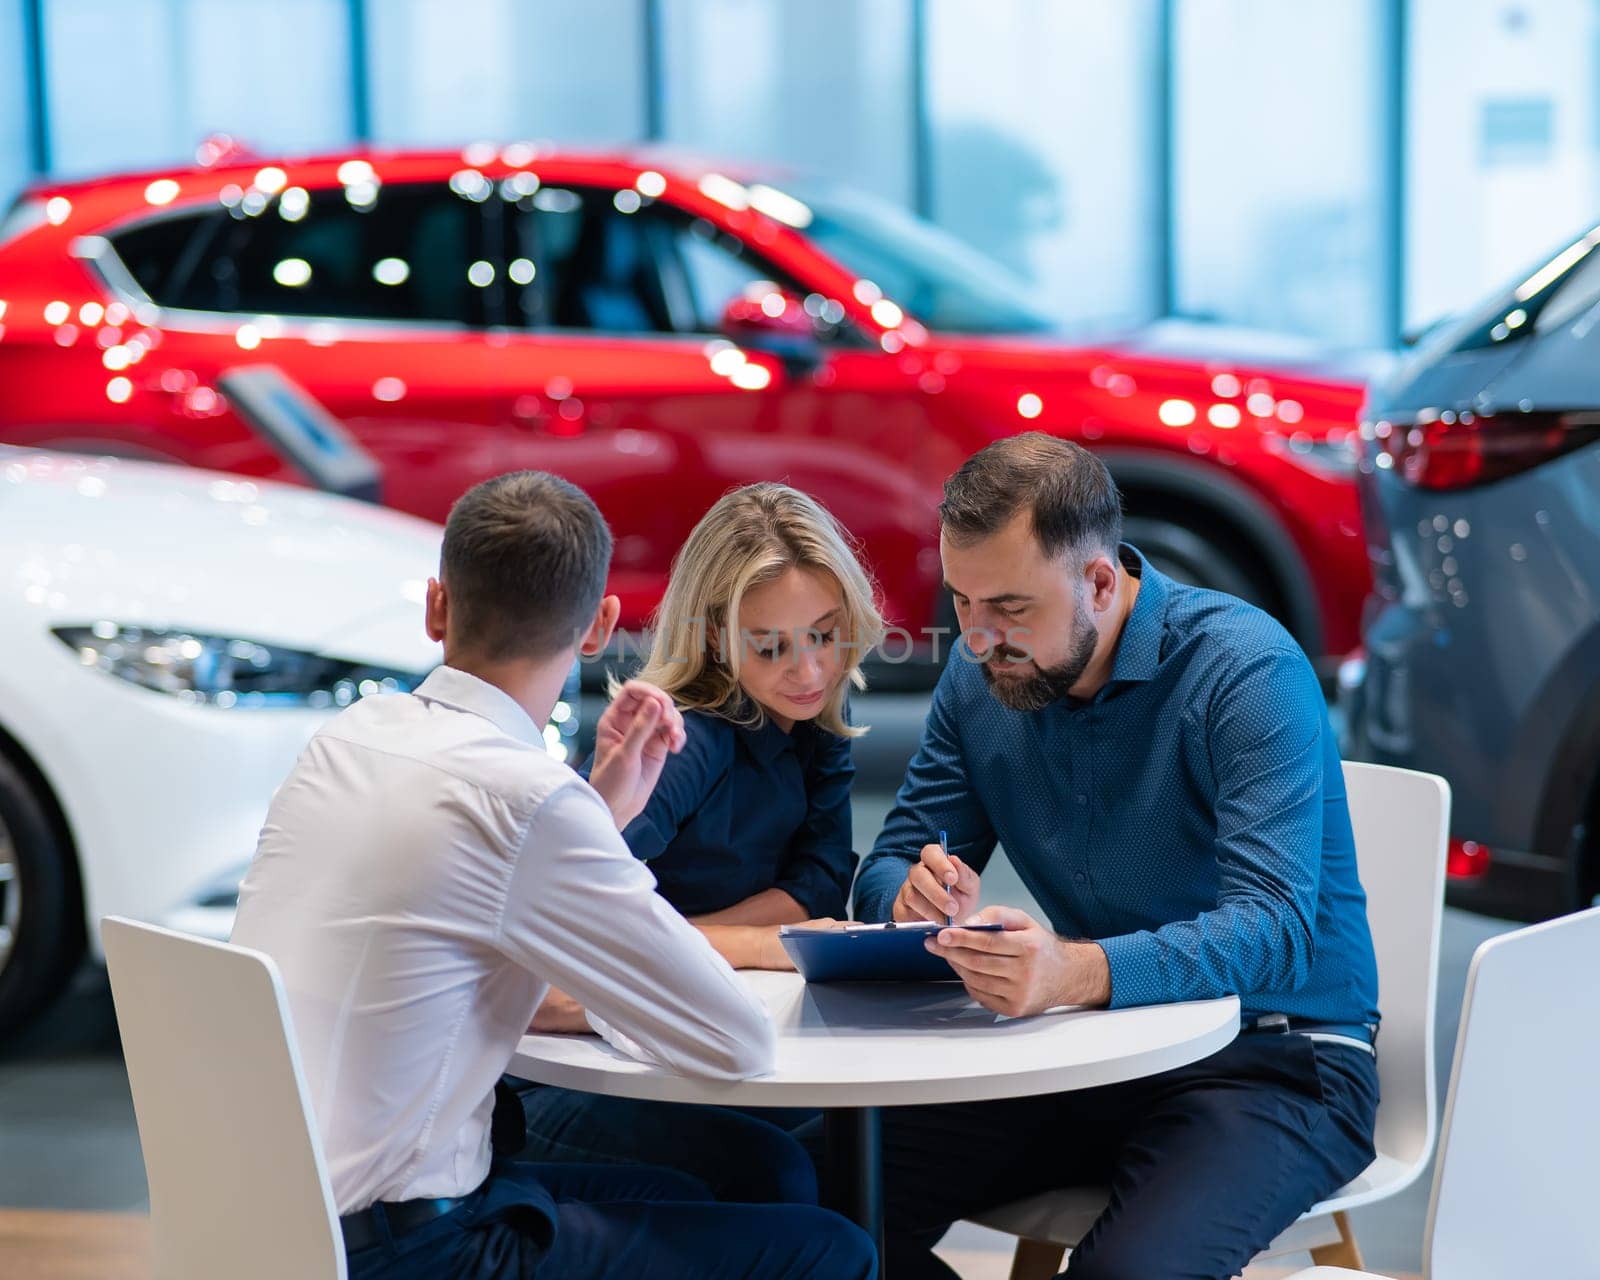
[578,594,622,658]
[1085,554,1119,614]
[425,577,448,643]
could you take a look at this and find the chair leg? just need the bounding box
[1009,1236,1069,1280]
[1307,1210,1365,1270]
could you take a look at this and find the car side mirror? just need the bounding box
[719,284,823,373]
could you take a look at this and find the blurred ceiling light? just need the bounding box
[1158,398,1197,427]
[870,298,904,329]
[240,191,269,216]
[508,258,536,286]
[731,363,772,391]
[698,173,750,210]
[462,141,498,167]
[504,172,540,198]
[344,181,379,209]
[102,345,131,371]
[78,301,104,326]
[253,167,287,194]
[1276,399,1305,424]
[279,187,310,221]
[235,324,262,350]
[372,377,406,402]
[44,197,71,225]
[337,159,376,186]
[450,170,492,202]
[636,170,667,198]
[501,142,537,167]
[853,279,883,305]
[372,258,410,286]
[748,184,813,229]
[104,301,129,325]
[144,179,180,206]
[1247,392,1276,417]
[709,348,746,377]
[760,291,787,318]
[533,188,580,214]
[43,300,70,325]
[272,258,313,288]
[1207,403,1242,429]
[1016,393,1043,419]
[1210,372,1241,398]
[105,376,132,403]
[467,261,495,287]
[613,189,642,214]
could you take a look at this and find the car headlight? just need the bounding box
[52,623,431,709]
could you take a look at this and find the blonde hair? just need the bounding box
[630,483,885,737]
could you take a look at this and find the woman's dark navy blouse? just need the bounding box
[584,708,857,919]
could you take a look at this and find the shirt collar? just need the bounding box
[1106,543,1168,687]
[413,665,546,749]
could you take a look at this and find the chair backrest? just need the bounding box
[1424,905,1600,1279]
[1342,762,1450,1177]
[101,917,345,1280]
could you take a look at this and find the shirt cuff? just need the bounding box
[583,1009,648,1062]
[774,874,848,922]
[1097,931,1170,1009]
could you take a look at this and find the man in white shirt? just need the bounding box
[231,471,876,1279]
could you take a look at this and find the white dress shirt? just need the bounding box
[231,665,775,1214]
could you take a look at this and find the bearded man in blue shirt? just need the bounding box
[851,433,1381,1280]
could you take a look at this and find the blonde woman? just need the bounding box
[606,481,884,956]
[514,482,884,1205]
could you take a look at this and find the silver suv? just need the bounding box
[1343,225,1600,920]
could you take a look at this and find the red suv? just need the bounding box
[0,142,1369,665]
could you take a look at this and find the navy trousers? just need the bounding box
[802,1031,1380,1280]
[344,1160,878,1279]
[510,1081,819,1205]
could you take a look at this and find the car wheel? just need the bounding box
[1122,514,1275,613]
[0,751,85,1038]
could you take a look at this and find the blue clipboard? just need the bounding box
[779,920,1005,983]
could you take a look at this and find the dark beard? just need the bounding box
[981,611,1098,712]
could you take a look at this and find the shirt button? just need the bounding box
[1073,871,1088,885]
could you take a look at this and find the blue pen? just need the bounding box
[939,829,953,926]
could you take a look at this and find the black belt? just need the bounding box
[340,1194,471,1253]
[1244,1013,1377,1049]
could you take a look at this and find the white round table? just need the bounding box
[511,972,1239,1266]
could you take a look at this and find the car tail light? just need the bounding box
[1366,410,1600,490]
[1447,838,1491,879]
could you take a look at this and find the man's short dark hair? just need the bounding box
[939,433,1123,562]
[441,471,612,660]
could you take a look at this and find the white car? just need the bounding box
[0,449,579,1036]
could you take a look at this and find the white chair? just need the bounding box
[101,916,346,1280]
[969,762,1450,1278]
[1289,903,1600,1280]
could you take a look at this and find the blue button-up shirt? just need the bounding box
[854,547,1379,1026]
[586,708,858,919]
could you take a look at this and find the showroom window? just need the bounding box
[368,0,646,146]
[43,0,352,176]
[1172,0,1391,348]
[505,187,797,335]
[1406,0,1600,331]
[111,183,488,325]
[924,0,1164,328]
[659,0,916,208]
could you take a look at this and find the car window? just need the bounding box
[108,211,222,302]
[506,186,798,335]
[122,183,489,325]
